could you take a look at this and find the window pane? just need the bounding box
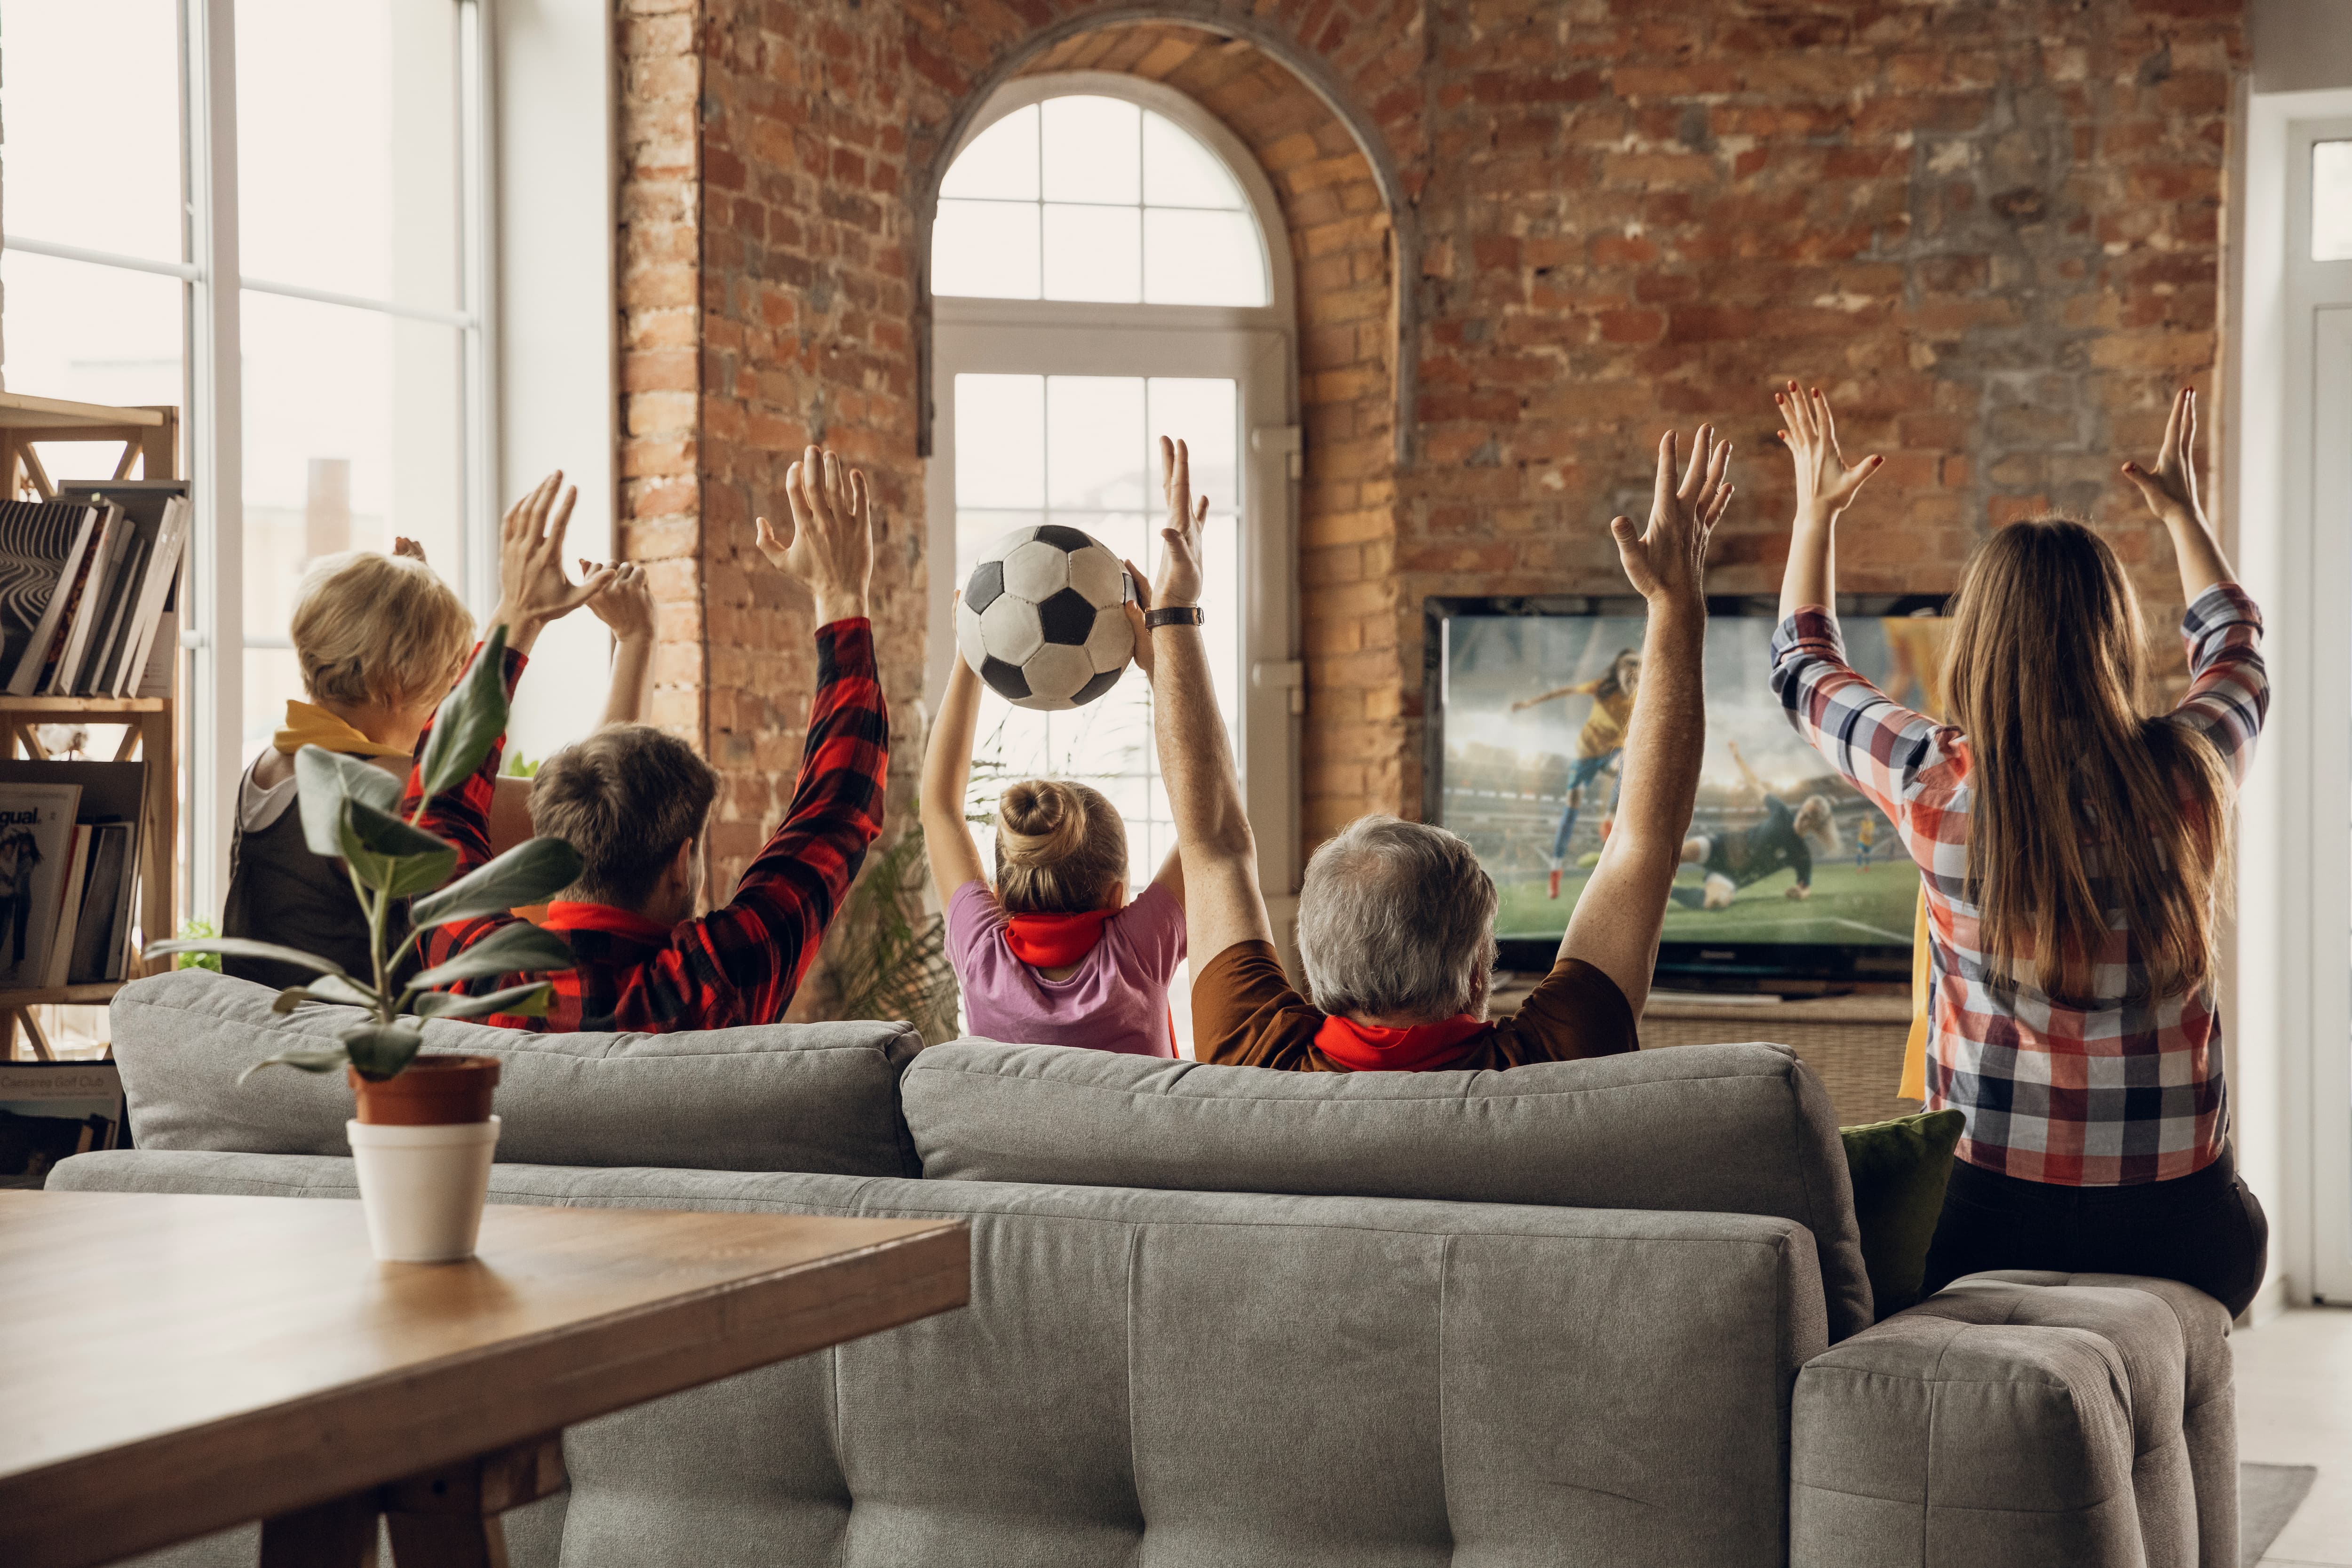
[237,0,461,309]
[954,375,1044,507]
[941,106,1039,201]
[1042,205,1142,303]
[932,200,1042,299]
[0,254,184,481]
[1041,97,1140,205]
[1046,378,1147,510]
[240,292,465,753]
[0,0,182,263]
[1144,112,1243,210]
[2317,141,2352,263]
[1144,209,1268,307]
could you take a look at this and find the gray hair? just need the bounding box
[1295,816,1499,1022]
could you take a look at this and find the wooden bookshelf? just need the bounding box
[0,395,181,1060]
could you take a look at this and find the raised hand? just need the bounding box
[392,536,427,562]
[582,559,655,643]
[2121,386,2205,529]
[492,472,616,653]
[1154,435,1208,609]
[1777,381,1881,523]
[1611,425,1732,605]
[1120,561,1158,680]
[757,445,874,627]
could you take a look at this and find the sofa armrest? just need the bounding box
[1791,1272,2231,1568]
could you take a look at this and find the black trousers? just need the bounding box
[1920,1143,2269,1318]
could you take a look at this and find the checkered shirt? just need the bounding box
[403,619,888,1032]
[1770,584,2267,1186]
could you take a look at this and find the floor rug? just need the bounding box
[2243,1461,2319,1564]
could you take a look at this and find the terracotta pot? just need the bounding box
[347,1054,501,1126]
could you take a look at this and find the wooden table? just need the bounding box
[0,1190,969,1568]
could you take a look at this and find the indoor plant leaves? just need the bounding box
[294,745,403,860]
[408,920,575,990]
[411,981,556,1019]
[410,838,583,929]
[147,935,358,979]
[415,622,510,802]
[340,1021,429,1081]
[337,799,460,897]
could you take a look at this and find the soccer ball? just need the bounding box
[956,525,1136,710]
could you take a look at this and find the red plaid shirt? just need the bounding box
[1771,585,2266,1186]
[402,619,888,1032]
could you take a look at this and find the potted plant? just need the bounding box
[154,625,581,1262]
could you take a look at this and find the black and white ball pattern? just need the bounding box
[956,525,1136,710]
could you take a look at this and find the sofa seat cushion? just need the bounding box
[904,1037,1874,1340]
[53,1148,1828,1568]
[108,970,923,1176]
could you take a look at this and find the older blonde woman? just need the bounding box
[220,474,650,988]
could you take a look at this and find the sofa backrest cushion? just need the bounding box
[50,1148,1827,1568]
[109,970,922,1176]
[904,1038,1873,1340]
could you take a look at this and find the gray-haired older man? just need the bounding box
[1133,428,1729,1071]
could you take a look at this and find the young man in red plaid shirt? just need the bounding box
[401,446,887,1032]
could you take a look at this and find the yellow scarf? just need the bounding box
[1900,886,1930,1101]
[273,700,412,760]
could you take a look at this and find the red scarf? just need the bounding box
[1002,909,1112,968]
[1313,1012,1490,1073]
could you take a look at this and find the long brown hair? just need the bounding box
[1943,519,2232,1001]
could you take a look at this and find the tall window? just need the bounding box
[0,0,490,913]
[927,82,1299,927]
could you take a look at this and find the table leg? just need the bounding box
[379,1433,565,1568]
[257,1494,379,1568]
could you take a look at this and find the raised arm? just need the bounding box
[920,646,989,907]
[2121,386,2233,603]
[1140,436,1270,971]
[1561,427,1732,1016]
[585,562,656,729]
[1510,681,1590,714]
[1775,381,1883,624]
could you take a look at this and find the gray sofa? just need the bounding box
[55,971,2238,1568]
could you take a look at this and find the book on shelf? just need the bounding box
[58,480,187,698]
[0,782,81,989]
[0,1060,127,1189]
[0,500,105,696]
[0,761,143,988]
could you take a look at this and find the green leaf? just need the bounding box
[408,920,575,991]
[342,1021,426,1081]
[148,936,353,979]
[416,622,510,804]
[294,746,403,859]
[270,975,381,1014]
[410,837,582,928]
[237,1043,353,1082]
[412,981,555,1019]
[337,799,459,896]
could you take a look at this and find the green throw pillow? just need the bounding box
[1841,1108,1967,1319]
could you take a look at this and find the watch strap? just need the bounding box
[1144,605,1205,629]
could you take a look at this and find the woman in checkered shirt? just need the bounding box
[1768,382,2269,1317]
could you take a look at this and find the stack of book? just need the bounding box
[0,483,188,699]
[0,761,145,990]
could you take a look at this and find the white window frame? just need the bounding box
[0,0,497,923]
[2232,88,2352,1310]
[926,73,1304,902]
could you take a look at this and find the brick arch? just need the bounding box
[918,17,1416,854]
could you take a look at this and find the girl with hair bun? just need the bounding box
[920,598,1186,1057]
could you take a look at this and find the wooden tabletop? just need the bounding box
[0,1190,969,1568]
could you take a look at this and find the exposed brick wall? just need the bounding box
[616,0,2246,993]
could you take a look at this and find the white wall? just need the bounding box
[491,0,621,766]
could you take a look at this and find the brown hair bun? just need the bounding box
[993,780,1128,915]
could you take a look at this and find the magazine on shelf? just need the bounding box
[43,823,90,989]
[32,501,123,696]
[0,782,82,989]
[52,501,129,694]
[133,607,177,700]
[0,1060,127,1190]
[57,481,188,696]
[0,501,104,695]
[0,761,143,987]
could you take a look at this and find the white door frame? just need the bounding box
[927,306,1302,905]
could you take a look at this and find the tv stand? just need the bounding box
[1489,979,1918,1127]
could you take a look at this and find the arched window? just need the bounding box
[925,77,1300,942]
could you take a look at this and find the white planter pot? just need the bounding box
[345,1115,501,1262]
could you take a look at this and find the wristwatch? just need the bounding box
[1144,605,1204,629]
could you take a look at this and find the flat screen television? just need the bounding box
[1422,594,1951,991]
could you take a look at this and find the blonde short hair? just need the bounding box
[291,552,475,709]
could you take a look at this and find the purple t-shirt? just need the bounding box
[945,879,1186,1057]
